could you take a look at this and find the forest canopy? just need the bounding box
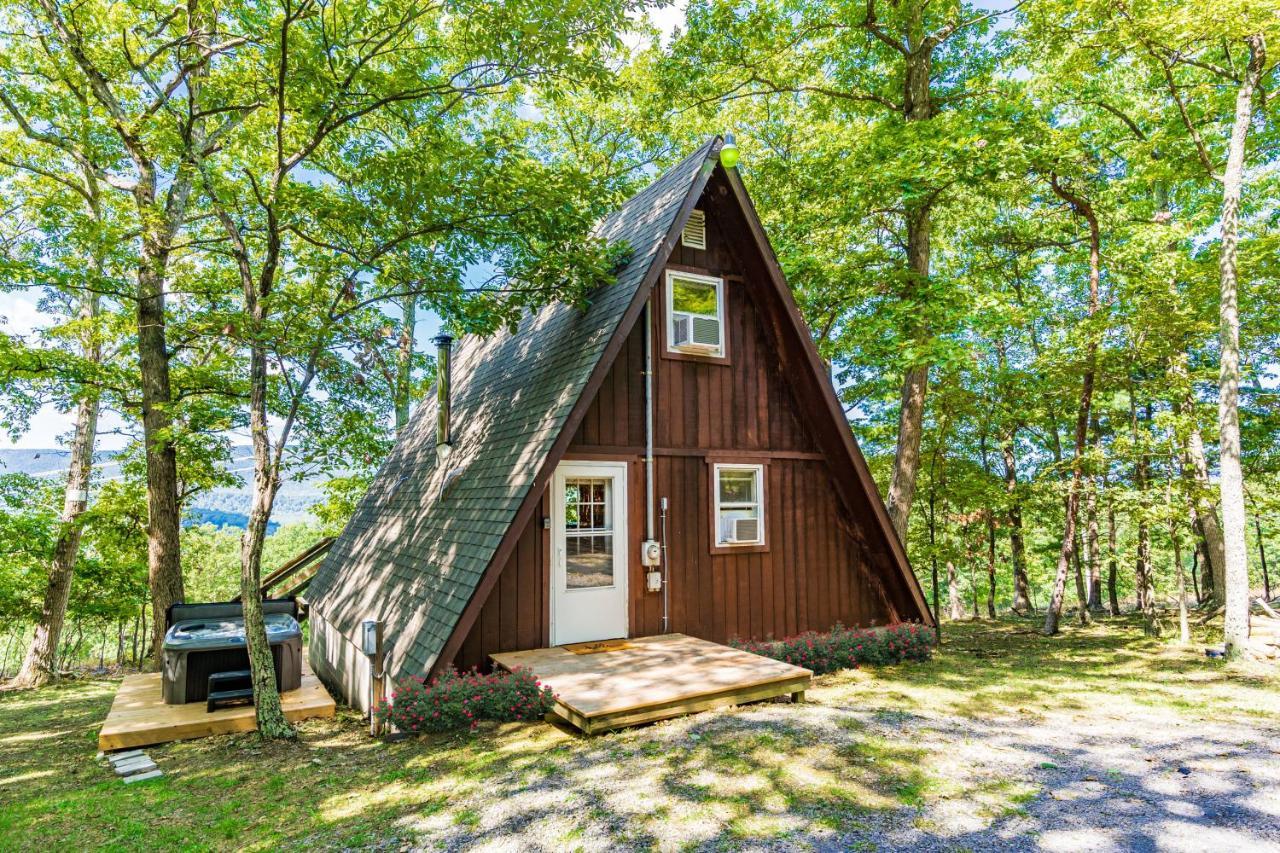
[0,0,1277,717]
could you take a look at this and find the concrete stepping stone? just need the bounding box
[105,748,163,781]
[112,756,158,776]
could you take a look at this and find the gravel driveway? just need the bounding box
[393,625,1280,852]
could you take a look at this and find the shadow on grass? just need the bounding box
[0,618,1275,851]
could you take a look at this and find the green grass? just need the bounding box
[0,616,1274,850]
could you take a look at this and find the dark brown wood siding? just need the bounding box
[454,491,550,672]
[564,177,898,644]
[451,173,903,669]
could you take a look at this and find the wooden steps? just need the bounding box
[492,634,811,735]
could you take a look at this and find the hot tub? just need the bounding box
[161,600,302,705]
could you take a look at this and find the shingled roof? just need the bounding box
[306,138,722,681]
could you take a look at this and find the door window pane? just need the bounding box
[566,533,614,588]
[564,477,614,588]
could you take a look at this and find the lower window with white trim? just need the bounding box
[713,463,764,546]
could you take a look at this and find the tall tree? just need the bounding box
[1214,35,1267,654]
[0,103,132,685]
[1109,1,1276,653]
[656,0,1020,545]
[0,0,249,660]
[195,0,638,736]
[11,300,100,688]
[1042,172,1103,635]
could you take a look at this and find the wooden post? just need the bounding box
[363,620,385,737]
[370,661,386,737]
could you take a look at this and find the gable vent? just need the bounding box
[682,209,706,250]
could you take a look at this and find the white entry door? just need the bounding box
[551,461,629,646]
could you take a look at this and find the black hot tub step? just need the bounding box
[207,669,254,712]
[207,686,255,713]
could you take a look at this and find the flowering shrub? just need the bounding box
[374,666,556,733]
[731,623,935,674]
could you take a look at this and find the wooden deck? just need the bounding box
[98,660,335,751]
[491,634,811,734]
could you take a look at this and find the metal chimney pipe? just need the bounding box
[433,334,453,453]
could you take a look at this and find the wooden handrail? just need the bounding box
[234,536,335,602]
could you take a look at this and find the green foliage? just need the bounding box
[374,666,557,733]
[0,474,58,622]
[1,0,1278,646]
[312,476,372,536]
[732,623,937,673]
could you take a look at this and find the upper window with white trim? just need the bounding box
[714,464,764,546]
[666,270,725,357]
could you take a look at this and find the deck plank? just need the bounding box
[98,660,335,751]
[491,634,811,733]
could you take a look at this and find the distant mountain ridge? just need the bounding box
[0,448,326,530]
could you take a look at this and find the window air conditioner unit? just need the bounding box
[682,209,706,249]
[724,516,760,544]
[672,313,721,352]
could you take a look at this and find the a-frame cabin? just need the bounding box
[306,138,933,712]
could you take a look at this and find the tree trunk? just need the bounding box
[885,23,936,546]
[1085,475,1102,610]
[1175,533,1190,645]
[1170,484,1190,645]
[1191,540,1202,604]
[1043,175,1101,636]
[1128,386,1160,634]
[58,617,82,672]
[986,511,997,619]
[1257,518,1272,601]
[0,630,16,680]
[395,295,417,433]
[230,216,296,738]
[1136,513,1157,634]
[1000,432,1033,614]
[13,293,101,689]
[1219,34,1264,658]
[1072,529,1091,626]
[130,607,140,668]
[1193,516,1216,603]
[31,0,205,671]
[1170,347,1226,604]
[139,249,185,665]
[947,560,964,620]
[208,179,310,739]
[965,531,980,619]
[239,335,296,738]
[1107,501,1120,615]
[888,363,928,544]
